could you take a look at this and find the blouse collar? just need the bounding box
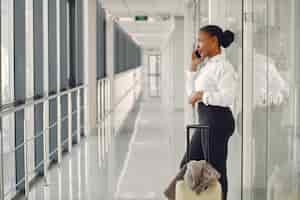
[207,48,226,63]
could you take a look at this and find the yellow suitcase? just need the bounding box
[176,179,222,200]
[175,124,222,200]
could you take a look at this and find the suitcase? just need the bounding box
[175,124,222,200]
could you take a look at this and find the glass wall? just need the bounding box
[188,0,243,199]
[1,0,16,197]
[246,0,300,199]
[0,0,86,198]
[1,0,14,105]
[223,1,243,200]
[113,22,142,74]
[190,0,300,199]
[96,1,107,80]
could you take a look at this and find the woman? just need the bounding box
[181,25,237,200]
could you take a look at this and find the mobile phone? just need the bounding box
[194,50,201,59]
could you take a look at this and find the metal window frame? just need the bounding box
[0,0,3,197]
[0,0,86,198]
[0,85,85,199]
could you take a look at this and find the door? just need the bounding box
[148,55,161,97]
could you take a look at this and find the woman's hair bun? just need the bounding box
[221,30,235,48]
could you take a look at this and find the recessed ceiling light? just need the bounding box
[119,17,134,22]
[148,17,155,22]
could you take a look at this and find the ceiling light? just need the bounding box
[148,17,155,22]
[119,17,134,22]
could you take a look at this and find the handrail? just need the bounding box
[97,77,109,81]
[0,85,86,118]
[114,65,142,79]
[95,77,141,125]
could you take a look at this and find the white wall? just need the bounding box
[173,17,185,110]
[106,16,144,134]
[183,1,196,125]
[113,67,143,133]
[84,0,97,135]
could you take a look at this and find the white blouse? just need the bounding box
[186,51,238,111]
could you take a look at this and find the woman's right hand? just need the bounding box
[191,51,205,71]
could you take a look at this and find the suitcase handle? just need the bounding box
[186,124,210,163]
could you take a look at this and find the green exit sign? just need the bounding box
[135,16,148,21]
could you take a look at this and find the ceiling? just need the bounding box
[102,0,185,51]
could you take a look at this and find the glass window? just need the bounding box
[33,0,44,97]
[224,0,243,199]
[97,3,106,79]
[77,0,84,85]
[14,0,26,191]
[67,0,83,87]
[1,0,14,105]
[266,0,299,199]
[48,0,58,163]
[33,0,45,176]
[245,0,300,199]
[113,23,142,74]
[1,2,16,195]
[14,0,26,103]
[48,0,58,94]
[114,23,119,73]
[60,0,68,91]
[25,0,35,187]
[68,0,76,87]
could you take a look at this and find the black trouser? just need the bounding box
[180,102,235,200]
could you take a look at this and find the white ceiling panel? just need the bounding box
[103,0,184,17]
[103,0,183,50]
[119,21,172,35]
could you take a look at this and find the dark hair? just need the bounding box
[200,25,235,48]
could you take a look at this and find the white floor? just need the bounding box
[17,94,242,200]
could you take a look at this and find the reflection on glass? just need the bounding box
[223,1,243,200]
[58,167,62,200]
[1,0,14,105]
[1,0,15,198]
[250,0,300,199]
[69,159,73,200]
[77,147,82,199]
[2,114,15,199]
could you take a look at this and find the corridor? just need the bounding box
[1,0,300,199]
[13,93,241,200]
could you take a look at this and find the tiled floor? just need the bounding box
[16,95,242,200]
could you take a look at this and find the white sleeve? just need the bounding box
[185,70,198,98]
[202,64,237,108]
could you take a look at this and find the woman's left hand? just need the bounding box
[189,91,204,107]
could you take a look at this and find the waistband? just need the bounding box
[197,102,235,133]
[197,102,232,113]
